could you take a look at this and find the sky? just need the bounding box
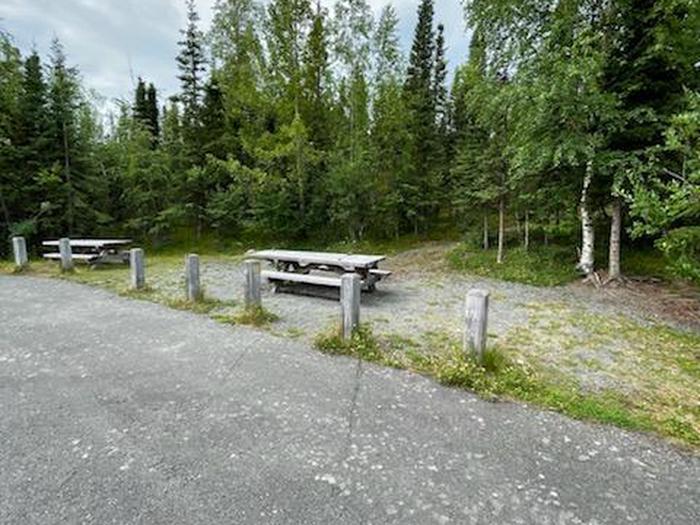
[0,0,471,109]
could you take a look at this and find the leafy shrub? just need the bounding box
[656,227,700,284]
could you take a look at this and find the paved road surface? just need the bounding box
[1,276,698,524]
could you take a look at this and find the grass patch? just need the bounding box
[226,305,279,326]
[313,323,698,447]
[501,304,700,446]
[164,295,232,315]
[448,245,579,286]
[314,325,384,362]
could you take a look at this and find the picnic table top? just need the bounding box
[248,249,385,269]
[42,239,132,248]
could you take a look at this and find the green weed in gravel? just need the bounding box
[314,325,384,362]
[227,305,279,327]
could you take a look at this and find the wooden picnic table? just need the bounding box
[42,239,132,265]
[247,249,391,292]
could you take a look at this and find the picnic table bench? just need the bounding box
[42,239,132,266]
[247,249,391,292]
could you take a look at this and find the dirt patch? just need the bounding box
[567,277,700,332]
[383,241,458,278]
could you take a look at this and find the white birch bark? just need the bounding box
[497,196,505,264]
[524,210,530,250]
[577,161,595,276]
[608,198,622,280]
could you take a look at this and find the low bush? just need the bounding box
[657,226,700,284]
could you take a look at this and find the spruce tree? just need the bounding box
[176,0,207,160]
[403,0,436,233]
[146,83,159,146]
[18,51,50,196]
[0,32,23,242]
[46,38,81,234]
[133,77,149,127]
[200,76,227,159]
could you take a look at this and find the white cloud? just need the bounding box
[0,0,470,115]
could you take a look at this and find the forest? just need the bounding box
[0,0,698,283]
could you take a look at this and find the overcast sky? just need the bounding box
[0,0,470,109]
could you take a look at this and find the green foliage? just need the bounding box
[448,244,579,286]
[656,227,700,283]
[0,0,698,272]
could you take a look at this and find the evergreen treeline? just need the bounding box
[0,0,698,280]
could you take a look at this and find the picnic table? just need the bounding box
[42,239,132,265]
[247,249,391,292]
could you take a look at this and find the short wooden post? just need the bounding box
[12,236,28,269]
[244,259,261,309]
[464,289,490,361]
[340,273,361,340]
[185,253,200,301]
[130,248,145,290]
[59,237,73,271]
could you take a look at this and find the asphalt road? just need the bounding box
[1,276,698,524]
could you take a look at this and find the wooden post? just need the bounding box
[185,254,200,301]
[340,273,361,340]
[464,289,490,361]
[130,248,145,290]
[59,238,73,271]
[244,259,261,309]
[12,236,28,269]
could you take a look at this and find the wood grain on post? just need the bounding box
[464,289,490,361]
[244,259,261,308]
[12,236,28,269]
[130,248,145,289]
[340,273,361,340]
[59,238,73,271]
[185,253,201,301]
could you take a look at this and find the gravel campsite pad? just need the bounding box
[4,244,699,443]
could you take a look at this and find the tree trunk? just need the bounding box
[483,212,489,250]
[497,196,505,264]
[577,161,595,276]
[524,209,529,250]
[0,191,11,230]
[608,198,622,280]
